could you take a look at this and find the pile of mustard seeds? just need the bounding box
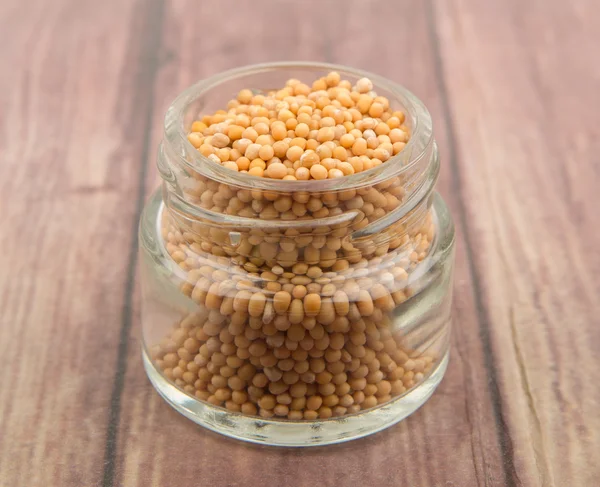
[186,71,410,180]
[150,72,437,420]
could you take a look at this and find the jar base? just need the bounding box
[143,347,449,447]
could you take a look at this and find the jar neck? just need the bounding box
[159,141,439,238]
[158,147,437,274]
[156,62,438,266]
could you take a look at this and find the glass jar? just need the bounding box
[139,62,455,446]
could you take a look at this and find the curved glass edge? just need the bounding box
[142,346,449,447]
[163,62,434,193]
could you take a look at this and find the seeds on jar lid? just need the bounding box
[309,164,328,180]
[355,77,373,94]
[265,162,288,179]
[187,72,409,180]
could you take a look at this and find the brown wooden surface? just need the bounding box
[1,1,598,486]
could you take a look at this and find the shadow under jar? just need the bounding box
[139,62,455,446]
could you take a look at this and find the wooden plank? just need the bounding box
[0,0,163,485]
[433,0,600,485]
[111,2,509,486]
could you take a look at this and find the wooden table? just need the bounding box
[1,1,599,486]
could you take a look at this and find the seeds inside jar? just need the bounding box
[186,72,410,180]
[152,71,439,421]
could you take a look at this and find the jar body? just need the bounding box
[139,63,455,446]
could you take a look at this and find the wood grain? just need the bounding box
[433,1,600,486]
[0,0,598,486]
[0,0,163,485]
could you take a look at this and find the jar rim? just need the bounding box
[164,61,434,191]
